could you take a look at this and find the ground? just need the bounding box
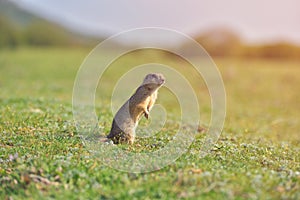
[0,48,299,199]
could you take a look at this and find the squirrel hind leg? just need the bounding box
[119,133,135,144]
[107,132,135,144]
[128,136,134,144]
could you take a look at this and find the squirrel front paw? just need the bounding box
[144,111,149,119]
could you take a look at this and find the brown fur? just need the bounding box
[106,73,165,144]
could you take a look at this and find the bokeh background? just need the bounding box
[1,0,300,59]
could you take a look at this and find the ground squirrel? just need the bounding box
[106,73,165,144]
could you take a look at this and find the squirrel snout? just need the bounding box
[157,74,165,85]
[159,79,165,85]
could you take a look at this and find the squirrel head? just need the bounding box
[142,73,165,88]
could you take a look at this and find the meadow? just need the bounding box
[0,47,299,199]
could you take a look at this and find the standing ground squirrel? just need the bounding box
[106,73,165,144]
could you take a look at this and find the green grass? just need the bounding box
[0,48,299,199]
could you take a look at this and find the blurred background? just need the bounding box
[1,0,300,59]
